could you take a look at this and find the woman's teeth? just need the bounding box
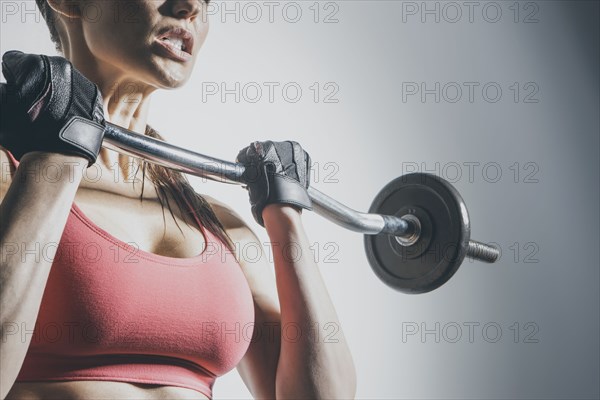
[161,37,185,52]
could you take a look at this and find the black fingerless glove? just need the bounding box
[0,50,106,166]
[236,140,312,227]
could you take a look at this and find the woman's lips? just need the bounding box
[152,38,192,62]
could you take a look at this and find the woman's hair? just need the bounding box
[143,125,237,257]
[34,0,238,258]
[35,0,63,53]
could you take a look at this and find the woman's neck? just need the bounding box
[64,45,160,191]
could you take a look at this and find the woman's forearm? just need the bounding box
[263,205,356,399]
[0,152,86,399]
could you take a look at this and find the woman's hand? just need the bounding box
[0,50,106,166]
[235,140,312,227]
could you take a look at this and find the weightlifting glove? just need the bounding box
[0,50,106,166]
[236,140,312,227]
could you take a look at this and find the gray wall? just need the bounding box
[1,1,598,398]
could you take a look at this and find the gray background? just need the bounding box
[1,1,598,399]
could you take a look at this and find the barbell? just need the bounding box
[100,122,499,294]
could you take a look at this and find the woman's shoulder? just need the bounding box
[201,192,254,234]
[201,192,267,265]
[0,147,16,200]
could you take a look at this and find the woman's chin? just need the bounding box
[150,58,195,89]
[156,76,188,89]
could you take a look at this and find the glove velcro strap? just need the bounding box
[267,174,313,210]
[59,116,105,166]
[252,174,313,227]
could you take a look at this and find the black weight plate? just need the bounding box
[364,173,471,294]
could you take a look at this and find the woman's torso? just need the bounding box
[4,154,249,399]
[6,380,209,400]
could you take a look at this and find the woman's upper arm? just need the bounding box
[202,193,282,398]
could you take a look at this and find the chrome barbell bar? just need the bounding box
[102,122,498,263]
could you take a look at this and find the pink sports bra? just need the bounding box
[6,151,255,399]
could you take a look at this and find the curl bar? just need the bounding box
[103,122,498,293]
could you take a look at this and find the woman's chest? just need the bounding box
[25,188,256,375]
[73,187,207,259]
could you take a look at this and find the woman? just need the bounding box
[0,0,356,399]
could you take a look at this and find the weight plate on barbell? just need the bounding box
[364,173,471,294]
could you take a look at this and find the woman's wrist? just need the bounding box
[20,151,89,169]
[18,151,88,183]
[262,203,303,227]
